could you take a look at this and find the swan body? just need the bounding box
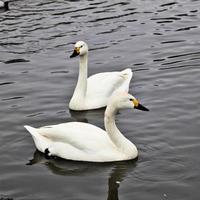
[25,93,149,162]
[0,1,9,10]
[25,122,125,162]
[69,41,133,111]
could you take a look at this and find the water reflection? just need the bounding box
[69,108,105,123]
[28,150,137,200]
[106,161,137,200]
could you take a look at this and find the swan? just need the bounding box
[0,1,9,10]
[24,92,149,162]
[69,41,133,111]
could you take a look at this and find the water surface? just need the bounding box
[0,0,200,199]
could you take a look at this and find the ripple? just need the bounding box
[102,2,130,8]
[130,33,145,37]
[161,40,185,44]
[157,8,168,13]
[134,160,186,182]
[89,1,107,6]
[132,63,145,66]
[1,0,200,199]
[96,25,125,35]
[71,14,87,19]
[2,96,24,101]
[167,51,200,59]
[153,58,165,62]
[175,13,189,17]
[153,32,163,35]
[27,112,43,118]
[36,1,60,7]
[159,64,199,71]
[0,42,23,46]
[51,70,69,74]
[176,26,198,32]
[89,11,138,22]
[190,10,198,13]
[52,6,97,16]
[161,60,183,65]
[4,58,30,64]
[126,19,137,22]
[151,17,181,21]
[160,2,178,7]
[0,82,15,86]
[93,8,115,14]
[55,21,73,26]
[156,20,174,24]
[90,46,110,51]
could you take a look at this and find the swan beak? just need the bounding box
[133,99,149,111]
[70,47,80,58]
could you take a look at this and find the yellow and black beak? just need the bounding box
[133,99,149,111]
[70,47,80,58]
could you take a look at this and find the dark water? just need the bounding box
[0,0,200,199]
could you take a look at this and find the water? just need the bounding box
[0,0,200,199]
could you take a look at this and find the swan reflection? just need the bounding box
[27,150,137,199]
[69,108,105,124]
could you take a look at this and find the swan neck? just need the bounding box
[104,106,125,148]
[104,105,137,157]
[73,54,88,99]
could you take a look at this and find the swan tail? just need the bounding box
[24,125,50,153]
[24,125,39,138]
[120,68,133,80]
[114,68,133,93]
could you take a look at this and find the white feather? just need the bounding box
[69,41,133,110]
[25,93,141,162]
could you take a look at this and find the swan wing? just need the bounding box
[25,122,118,162]
[86,68,132,108]
[38,122,110,147]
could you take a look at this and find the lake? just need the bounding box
[0,0,200,199]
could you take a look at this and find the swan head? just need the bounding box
[70,41,88,58]
[110,92,149,111]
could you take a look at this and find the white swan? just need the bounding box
[0,1,9,10]
[24,93,149,162]
[69,41,133,111]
